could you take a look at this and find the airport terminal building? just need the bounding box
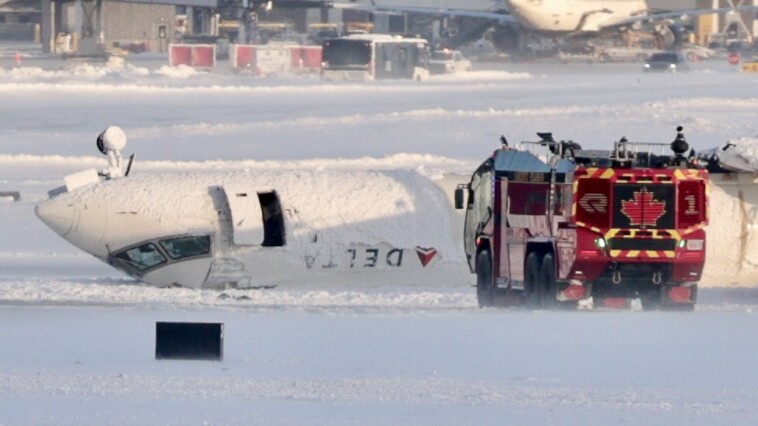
[40,0,217,54]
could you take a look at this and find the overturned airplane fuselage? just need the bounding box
[36,168,469,289]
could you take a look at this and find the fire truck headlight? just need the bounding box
[595,238,607,249]
[686,239,704,251]
[679,239,704,251]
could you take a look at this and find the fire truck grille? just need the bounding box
[613,184,675,229]
[608,238,677,251]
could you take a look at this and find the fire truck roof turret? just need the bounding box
[671,126,689,155]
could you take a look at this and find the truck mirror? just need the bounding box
[454,187,465,209]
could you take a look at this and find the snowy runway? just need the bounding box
[2,303,758,425]
[2,54,758,423]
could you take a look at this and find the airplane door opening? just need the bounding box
[258,191,285,247]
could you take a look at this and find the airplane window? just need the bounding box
[159,235,211,260]
[113,243,166,271]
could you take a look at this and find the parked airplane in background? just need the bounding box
[331,0,515,24]
[505,0,758,34]
[35,127,467,289]
[333,1,758,47]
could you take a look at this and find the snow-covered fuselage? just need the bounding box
[35,170,468,289]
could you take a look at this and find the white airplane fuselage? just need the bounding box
[36,169,468,289]
[506,0,649,32]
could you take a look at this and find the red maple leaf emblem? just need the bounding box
[621,188,666,227]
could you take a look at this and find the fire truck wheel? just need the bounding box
[540,253,559,308]
[476,250,495,308]
[524,252,542,307]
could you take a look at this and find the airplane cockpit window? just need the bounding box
[159,235,211,260]
[109,235,212,276]
[113,243,167,271]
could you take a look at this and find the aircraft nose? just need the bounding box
[35,198,76,237]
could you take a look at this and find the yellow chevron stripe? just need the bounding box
[579,168,597,179]
[600,169,615,179]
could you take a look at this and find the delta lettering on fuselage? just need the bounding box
[348,247,405,268]
[307,243,440,271]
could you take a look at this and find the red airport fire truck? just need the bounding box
[456,127,708,310]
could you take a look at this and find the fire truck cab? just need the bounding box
[456,128,708,310]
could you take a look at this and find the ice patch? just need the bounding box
[430,70,532,82]
[154,64,204,79]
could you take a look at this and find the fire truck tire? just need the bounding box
[476,250,495,308]
[524,252,542,307]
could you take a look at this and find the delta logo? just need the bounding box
[415,247,438,267]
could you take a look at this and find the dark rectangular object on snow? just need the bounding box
[0,191,20,201]
[155,322,224,361]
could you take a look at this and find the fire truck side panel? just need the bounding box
[552,181,575,280]
[507,180,551,238]
[503,228,528,282]
[494,178,506,281]
[671,227,706,281]
[556,226,577,279]
[497,177,554,285]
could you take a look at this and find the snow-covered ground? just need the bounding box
[2,50,758,424]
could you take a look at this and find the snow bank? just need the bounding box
[0,278,756,312]
[704,171,758,286]
[430,70,532,82]
[0,62,150,81]
[0,278,475,311]
[153,64,204,79]
[0,153,476,176]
